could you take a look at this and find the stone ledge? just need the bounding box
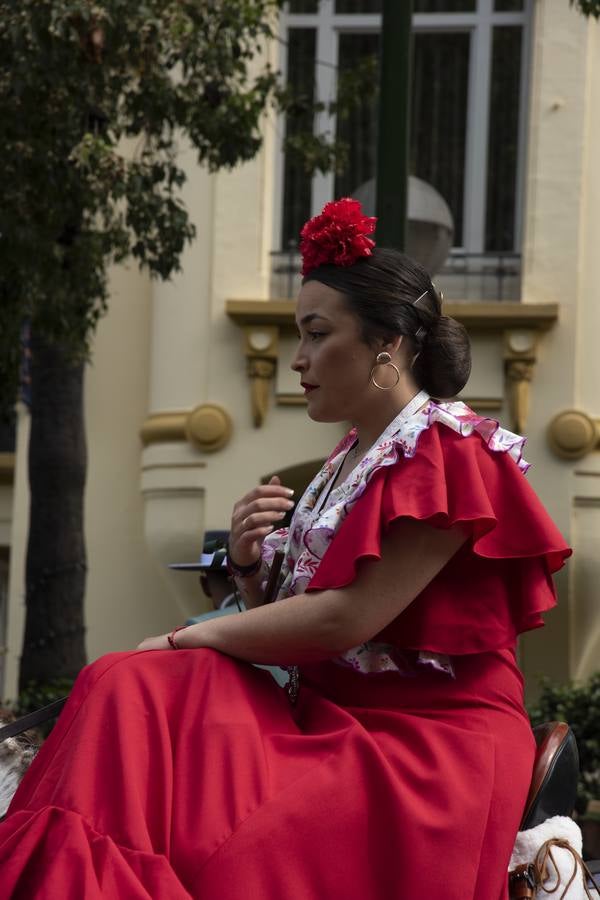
[226,299,559,330]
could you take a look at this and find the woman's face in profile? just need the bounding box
[292,280,377,424]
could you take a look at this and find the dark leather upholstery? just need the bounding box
[520,721,579,831]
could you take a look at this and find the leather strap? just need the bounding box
[0,697,67,744]
[536,838,600,899]
[263,550,284,604]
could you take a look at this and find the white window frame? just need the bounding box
[274,0,532,257]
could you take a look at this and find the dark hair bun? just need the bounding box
[303,247,472,398]
[412,315,471,399]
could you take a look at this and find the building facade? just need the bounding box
[1,0,599,701]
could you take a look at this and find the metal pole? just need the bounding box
[375,0,413,251]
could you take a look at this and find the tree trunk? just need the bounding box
[19,332,88,691]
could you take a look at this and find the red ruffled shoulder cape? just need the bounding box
[307,423,571,655]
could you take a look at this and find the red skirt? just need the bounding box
[0,647,534,899]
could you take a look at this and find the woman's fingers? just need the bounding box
[241,509,287,529]
[228,525,273,568]
[231,495,289,526]
[236,524,275,546]
[229,477,295,565]
[233,512,287,548]
[231,490,295,540]
[233,497,294,524]
[242,480,294,504]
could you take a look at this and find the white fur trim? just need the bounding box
[509,816,588,899]
[0,736,37,817]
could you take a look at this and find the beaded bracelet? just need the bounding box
[226,550,263,579]
[167,625,187,650]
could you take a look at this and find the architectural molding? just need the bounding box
[461,397,503,412]
[548,409,600,460]
[186,404,233,452]
[247,358,277,427]
[227,300,559,428]
[277,393,307,407]
[141,405,233,453]
[227,299,559,330]
[503,329,538,434]
[0,453,15,486]
[141,462,207,471]
[140,411,188,445]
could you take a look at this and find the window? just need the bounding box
[275,0,531,299]
[281,28,317,248]
[334,32,380,200]
[411,30,471,246]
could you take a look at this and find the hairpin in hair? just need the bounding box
[413,290,428,340]
[300,197,377,276]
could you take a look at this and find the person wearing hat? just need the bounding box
[169,532,286,689]
[169,530,239,620]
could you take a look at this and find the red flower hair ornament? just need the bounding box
[300,197,377,277]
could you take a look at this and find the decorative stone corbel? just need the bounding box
[547,409,600,460]
[242,327,279,427]
[140,404,233,452]
[504,330,538,433]
[247,357,276,427]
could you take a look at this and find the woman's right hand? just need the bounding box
[228,475,294,567]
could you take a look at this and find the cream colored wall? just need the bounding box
[519,2,600,686]
[202,154,345,523]
[83,261,178,660]
[570,14,600,679]
[140,138,344,621]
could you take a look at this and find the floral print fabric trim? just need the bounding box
[262,397,529,677]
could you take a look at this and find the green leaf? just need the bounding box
[529,672,600,813]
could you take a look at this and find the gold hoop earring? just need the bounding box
[370,352,401,391]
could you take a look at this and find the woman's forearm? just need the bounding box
[140,520,468,660]
[175,590,360,665]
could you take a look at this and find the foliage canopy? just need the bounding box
[0,0,340,416]
[529,672,600,814]
[571,0,600,18]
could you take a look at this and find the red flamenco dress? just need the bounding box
[0,412,570,900]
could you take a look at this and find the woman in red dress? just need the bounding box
[0,199,570,899]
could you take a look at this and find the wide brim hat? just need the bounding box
[168,530,229,572]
